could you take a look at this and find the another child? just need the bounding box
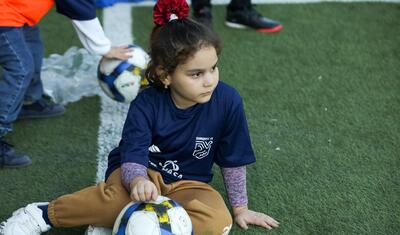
[0,0,131,168]
[0,0,279,234]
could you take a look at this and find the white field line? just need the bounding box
[95,4,133,183]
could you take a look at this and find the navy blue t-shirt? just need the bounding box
[106,81,256,183]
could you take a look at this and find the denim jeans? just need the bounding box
[0,25,44,137]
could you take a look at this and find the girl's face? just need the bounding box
[164,46,219,109]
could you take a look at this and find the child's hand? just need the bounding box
[233,205,279,230]
[129,177,158,202]
[104,45,132,60]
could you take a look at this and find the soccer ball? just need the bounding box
[98,44,149,103]
[112,196,193,235]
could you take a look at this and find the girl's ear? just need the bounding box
[162,75,172,87]
[156,66,171,86]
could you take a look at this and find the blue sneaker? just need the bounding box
[0,139,32,168]
[18,96,65,120]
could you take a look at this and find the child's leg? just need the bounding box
[148,170,233,235]
[48,168,130,228]
[167,183,233,235]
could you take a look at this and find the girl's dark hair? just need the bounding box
[146,18,222,90]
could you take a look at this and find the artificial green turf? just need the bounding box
[1,3,399,235]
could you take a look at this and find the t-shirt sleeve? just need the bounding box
[215,91,256,167]
[120,91,153,166]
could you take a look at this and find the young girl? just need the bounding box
[0,0,279,234]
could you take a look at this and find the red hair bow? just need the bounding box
[153,0,189,26]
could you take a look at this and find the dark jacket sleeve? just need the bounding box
[55,0,96,20]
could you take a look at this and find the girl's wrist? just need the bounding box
[129,176,147,189]
[121,162,148,191]
[232,205,248,216]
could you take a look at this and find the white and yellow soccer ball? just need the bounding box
[97,44,150,103]
[112,196,193,235]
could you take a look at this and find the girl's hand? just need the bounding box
[104,45,132,60]
[129,177,158,202]
[233,205,279,230]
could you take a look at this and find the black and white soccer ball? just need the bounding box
[97,44,149,103]
[112,196,193,235]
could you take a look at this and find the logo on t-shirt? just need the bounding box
[148,144,161,153]
[159,160,183,179]
[192,137,213,159]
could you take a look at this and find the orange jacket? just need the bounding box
[0,0,54,27]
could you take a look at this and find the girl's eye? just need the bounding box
[211,65,218,72]
[190,72,202,78]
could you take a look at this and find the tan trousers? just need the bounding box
[48,169,232,235]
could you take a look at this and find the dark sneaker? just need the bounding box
[18,96,65,120]
[0,139,32,168]
[225,6,283,33]
[193,6,213,29]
